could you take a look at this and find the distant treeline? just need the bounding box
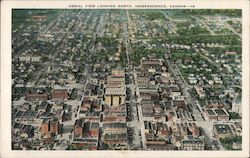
[183,9,241,17]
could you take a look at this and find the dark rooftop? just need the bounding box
[214,109,227,116]
[103,123,127,129]
[206,109,216,116]
[214,124,232,134]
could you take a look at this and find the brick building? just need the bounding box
[51,89,68,100]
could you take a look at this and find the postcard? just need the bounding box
[1,0,249,158]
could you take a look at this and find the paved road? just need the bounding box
[161,11,179,36]
[126,72,143,149]
[190,15,216,35]
[125,10,133,69]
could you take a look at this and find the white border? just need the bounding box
[1,0,249,158]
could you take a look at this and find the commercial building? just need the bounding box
[40,118,60,138]
[206,100,224,108]
[204,108,229,121]
[140,59,163,71]
[104,69,126,106]
[74,119,99,139]
[26,93,48,101]
[213,124,234,138]
[51,89,69,100]
[104,86,126,106]
[181,137,205,150]
[103,105,126,123]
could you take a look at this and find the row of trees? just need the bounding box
[164,34,241,46]
[183,9,241,17]
[219,136,242,150]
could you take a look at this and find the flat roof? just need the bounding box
[214,124,232,134]
[105,86,126,95]
[214,109,227,115]
[206,109,216,116]
[103,123,127,129]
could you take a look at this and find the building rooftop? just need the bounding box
[206,109,216,116]
[38,101,49,109]
[105,86,126,95]
[104,133,127,141]
[14,110,39,119]
[214,109,227,116]
[214,124,233,135]
[182,138,204,144]
[103,123,127,129]
[74,119,85,127]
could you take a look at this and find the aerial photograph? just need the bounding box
[11,9,242,150]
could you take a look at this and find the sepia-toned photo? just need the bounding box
[1,0,249,158]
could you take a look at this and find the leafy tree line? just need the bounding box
[183,9,241,17]
[163,34,241,46]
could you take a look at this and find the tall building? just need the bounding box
[74,119,84,138]
[40,119,60,137]
[50,120,59,136]
[105,86,126,106]
[40,119,50,136]
[104,69,126,106]
[73,119,99,138]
